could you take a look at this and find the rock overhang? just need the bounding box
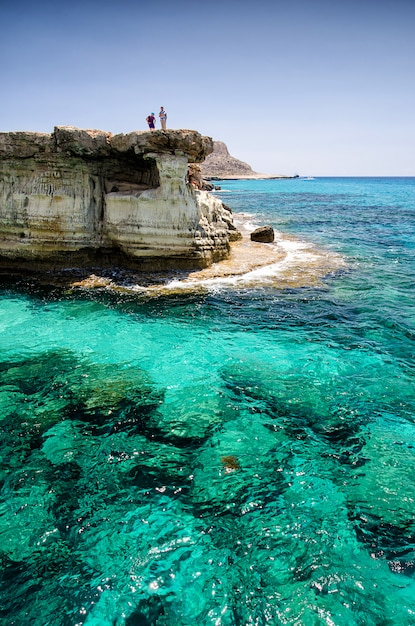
[0,126,234,272]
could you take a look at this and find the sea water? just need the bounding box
[0,177,414,625]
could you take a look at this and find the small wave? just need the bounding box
[277,238,311,252]
[133,238,346,295]
[240,220,260,232]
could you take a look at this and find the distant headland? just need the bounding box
[200,141,298,180]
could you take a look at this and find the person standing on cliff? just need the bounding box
[146,112,156,131]
[159,107,167,130]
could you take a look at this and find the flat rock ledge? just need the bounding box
[0,126,240,272]
[0,126,213,163]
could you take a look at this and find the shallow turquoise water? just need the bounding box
[1,178,415,625]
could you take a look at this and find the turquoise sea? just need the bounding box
[1,177,415,625]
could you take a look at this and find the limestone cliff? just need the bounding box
[0,126,237,271]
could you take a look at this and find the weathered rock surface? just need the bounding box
[250,226,275,243]
[187,163,219,191]
[0,126,238,271]
[200,141,258,179]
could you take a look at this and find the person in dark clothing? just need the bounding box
[146,113,156,130]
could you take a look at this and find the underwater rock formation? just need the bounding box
[0,126,237,271]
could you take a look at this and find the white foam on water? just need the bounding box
[93,213,347,296]
[151,240,340,294]
[241,220,260,233]
[277,238,310,251]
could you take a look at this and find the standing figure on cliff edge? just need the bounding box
[159,107,167,130]
[146,112,156,131]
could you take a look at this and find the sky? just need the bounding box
[1,0,414,176]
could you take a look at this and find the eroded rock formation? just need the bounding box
[0,126,238,271]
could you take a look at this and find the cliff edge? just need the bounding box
[0,126,238,272]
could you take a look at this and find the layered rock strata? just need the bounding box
[0,126,237,271]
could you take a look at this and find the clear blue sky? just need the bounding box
[1,0,414,176]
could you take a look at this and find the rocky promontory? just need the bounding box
[200,141,259,179]
[200,140,298,180]
[0,126,238,272]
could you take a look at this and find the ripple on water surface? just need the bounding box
[1,179,415,624]
[1,295,415,624]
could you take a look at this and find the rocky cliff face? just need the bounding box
[200,141,258,178]
[0,127,237,271]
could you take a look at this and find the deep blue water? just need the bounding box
[1,177,415,625]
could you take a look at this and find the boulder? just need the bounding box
[250,226,275,243]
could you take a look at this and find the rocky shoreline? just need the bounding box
[0,128,336,294]
[0,210,347,297]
